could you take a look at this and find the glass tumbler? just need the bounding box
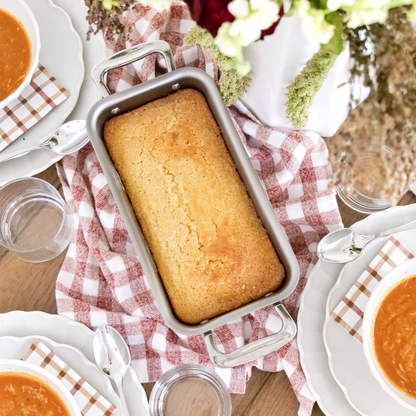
[149,364,232,416]
[0,177,73,262]
[336,144,400,214]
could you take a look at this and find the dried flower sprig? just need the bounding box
[184,25,251,105]
[84,0,139,40]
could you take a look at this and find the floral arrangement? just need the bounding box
[87,0,416,124]
[104,0,416,130]
[86,0,416,206]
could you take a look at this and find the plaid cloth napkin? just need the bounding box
[330,236,414,343]
[22,339,116,416]
[0,63,70,151]
[55,2,342,415]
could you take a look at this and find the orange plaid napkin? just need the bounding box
[330,236,414,343]
[22,339,116,416]
[0,63,70,151]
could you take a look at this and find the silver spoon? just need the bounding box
[317,219,416,263]
[93,325,131,416]
[0,120,88,163]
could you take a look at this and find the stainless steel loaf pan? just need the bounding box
[87,41,300,368]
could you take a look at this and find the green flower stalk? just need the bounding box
[184,26,251,106]
[285,46,337,130]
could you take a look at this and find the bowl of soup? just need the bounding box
[0,359,80,416]
[363,257,416,411]
[0,0,40,109]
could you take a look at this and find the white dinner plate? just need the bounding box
[297,204,416,416]
[0,311,149,416]
[324,230,416,416]
[0,0,105,185]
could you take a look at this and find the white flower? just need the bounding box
[215,0,280,76]
[302,13,335,44]
[228,0,250,18]
[215,22,241,57]
[227,0,280,46]
[327,0,355,11]
[296,0,335,44]
[250,0,280,17]
[347,9,389,28]
[138,0,172,12]
[342,0,412,28]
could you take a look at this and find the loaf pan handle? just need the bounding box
[204,302,296,368]
[91,40,176,97]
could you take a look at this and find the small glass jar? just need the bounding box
[336,144,399,214]
[149,364,232,416]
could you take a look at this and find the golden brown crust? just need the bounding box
[103,89,285,324]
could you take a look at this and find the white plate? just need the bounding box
[297,204,416,416]
[0,0,105,185]
[0,311,149,416]
[324,230,416,416]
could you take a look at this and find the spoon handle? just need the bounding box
[376,219,416,238]
[115,378,130,416]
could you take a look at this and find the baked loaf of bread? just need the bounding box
[103,89,285,324]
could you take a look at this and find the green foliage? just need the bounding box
[184,26,251,106]
[285,47,337,129]
[322,12,345,55]
[310,0,327,9]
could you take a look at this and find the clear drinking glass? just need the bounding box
[149,364,232,416]
[336,144,400,214]
[0,177,73,262]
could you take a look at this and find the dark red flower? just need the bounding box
[186,0,283,39]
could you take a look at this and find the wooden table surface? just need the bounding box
[1,164,415,416]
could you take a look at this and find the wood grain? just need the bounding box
[1,164,415,415]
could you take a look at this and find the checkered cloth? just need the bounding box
[55,2,342,415]
[331,236,414,343]
[22,339,116,416]
[0,63,70,151]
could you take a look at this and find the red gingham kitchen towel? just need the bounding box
[55,2,342,415]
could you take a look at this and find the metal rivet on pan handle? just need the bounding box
[91,40,176,98]
[172,83,180,91]
[204,302,296,368]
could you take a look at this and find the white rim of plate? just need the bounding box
[323,236,390,415]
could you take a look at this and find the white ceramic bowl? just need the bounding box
[0,359,81,416]
[363,257,416,412]
[0,0,41,109]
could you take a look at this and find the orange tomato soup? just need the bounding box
[0,372,71,416]
[373,275,416,399]
[0,8,32,101]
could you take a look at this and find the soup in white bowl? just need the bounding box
[363,257,416,412]
[0,0,40,108]
[0,359,80,416]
